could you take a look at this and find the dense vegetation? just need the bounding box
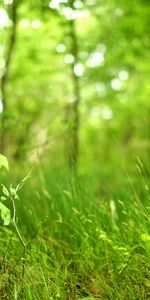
[0,0,150,299]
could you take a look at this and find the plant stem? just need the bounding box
[10,192,26,298]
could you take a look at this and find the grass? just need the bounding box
[0,160,150,299]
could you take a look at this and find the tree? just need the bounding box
[0,0,20,154]
[66,0,81,169]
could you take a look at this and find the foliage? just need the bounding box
[0,164,150,299]
[0,154,10,225]
[0,0,149,299]
[0,0,149,164]
[0,153,9,170]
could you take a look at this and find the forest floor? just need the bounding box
[0,163,150,300]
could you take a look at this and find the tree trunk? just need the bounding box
[0,0,19,154]
[67,0,81,170]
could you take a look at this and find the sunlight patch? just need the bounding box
[31,20,42,29]
[0,98,3,113]
[49,0,67,10]
[19,19,30,28]
[101,107,113,120]
[0,8,12,28]
[119,70,129,81]
[90,105,113,125]
[4,0,13,4]
[86,52,104,68]
[64,54,75,64]
[86,0,95,5]
[74,63,84,77]
[0,58,5,70]
[74,0,83,9]
[111,78,122,90]
[62,7,90,20]
[56,43,66,53]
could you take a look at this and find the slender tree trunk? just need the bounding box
[67,0,81,170]
[0,0,19,154]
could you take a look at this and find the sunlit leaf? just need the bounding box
[0,202,11,226]
[141,233,150,242]
[16,169,32,191]
[0,154,9,171]
[2,184,9,197]
[1,196,6,201]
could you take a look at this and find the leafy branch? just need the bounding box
[0,154,32,298]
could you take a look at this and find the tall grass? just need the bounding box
[0,160,149,299]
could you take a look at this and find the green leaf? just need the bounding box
[0,202,11,226]
[9,186,19,200]
[1,196,6,201]
[1,185,9,197]
[141,233,150,242]
[16,169,32,191]
[10,186,17,195]
[0,154,9,171]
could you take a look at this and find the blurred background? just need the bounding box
[0,2,150,299]
[0,0,149,176]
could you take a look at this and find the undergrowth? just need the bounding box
[0,159,150,299]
